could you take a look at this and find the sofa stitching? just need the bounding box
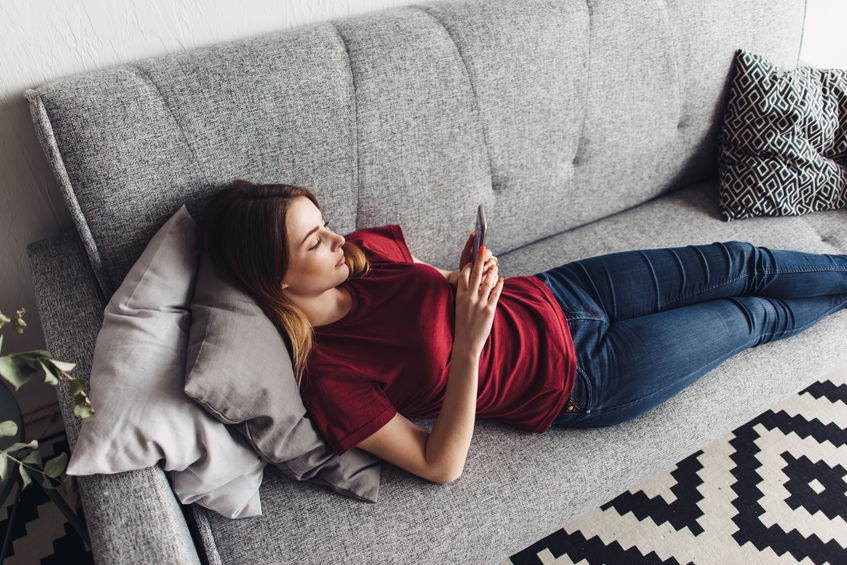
[329,22,361,229]
[654,0,684,128]
[131,64,212,191]
[27,91,115,300]
[413,5,494,192]
[572,0,594,166]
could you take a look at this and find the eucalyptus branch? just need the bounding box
[1,441,69,491]
[0,307,94,419]
[0,306,92,504]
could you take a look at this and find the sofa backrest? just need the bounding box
[27,0,805,298]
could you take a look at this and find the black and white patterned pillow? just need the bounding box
[718,50,847,221]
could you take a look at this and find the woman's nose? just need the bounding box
[335,234,345,248]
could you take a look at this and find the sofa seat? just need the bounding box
[186,180,847,564]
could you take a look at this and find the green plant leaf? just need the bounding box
[0,356,38,390]
[0,333,4,354]
[44,452,67,478]
[50,359,76,373]
[43,478,61,490]
[69,378,85,395]
[4,440,38,453]
[0,420,18,437]
[19,463,31,489]
[22,450,42,469]
[0,452,8,481]
[0,310,10,326]
[38,360,59,386]
[74,404,94,419]
[74,393,95,419]
[63,475,76,498]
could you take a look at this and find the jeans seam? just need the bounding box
[659,267,847,310]
[573,365,591,410]
[581,309,831,419]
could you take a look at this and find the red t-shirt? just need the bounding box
[300,225,576,454]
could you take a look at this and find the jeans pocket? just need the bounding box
[553,367,592,426]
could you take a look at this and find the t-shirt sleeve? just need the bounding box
[344,224,414,264]
[301,364,397,455]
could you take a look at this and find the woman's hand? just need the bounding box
[446,231,491,287]
[458,231,475,271]
[453,244,504,357]
[358,239,503,484]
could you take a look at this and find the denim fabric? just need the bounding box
[534,242,847,428]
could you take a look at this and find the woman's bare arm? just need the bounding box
[357,348,480,484]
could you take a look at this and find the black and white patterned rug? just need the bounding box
[503,367,847,565]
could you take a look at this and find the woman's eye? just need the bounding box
[309,222,330,250]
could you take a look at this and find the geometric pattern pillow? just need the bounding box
[718,49,847,220]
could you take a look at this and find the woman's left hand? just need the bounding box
[447,233,497,287]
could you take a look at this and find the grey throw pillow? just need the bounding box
[719,49,847,220]
[65,205,266,519]
[184,249,381,503]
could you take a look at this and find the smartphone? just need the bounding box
[473,204,487,259]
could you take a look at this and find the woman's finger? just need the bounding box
[460,231,475,268]
[488,277,505,303]
[477,260,498,291]
[470,245,488,287]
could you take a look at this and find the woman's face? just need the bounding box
[281,196,349,298]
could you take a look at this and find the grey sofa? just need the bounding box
[25,0,846,563]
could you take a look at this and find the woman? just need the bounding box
[202,180,847,484]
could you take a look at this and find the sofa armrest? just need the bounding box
[27,230,202,565]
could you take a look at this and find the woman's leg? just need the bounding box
[536,241,847,428]
[554,293,847,428]
[535,241,847,324]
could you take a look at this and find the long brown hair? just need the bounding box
[201,179,370,385]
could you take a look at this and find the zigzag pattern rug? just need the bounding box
[503,366,847,565]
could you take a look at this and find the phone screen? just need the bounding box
[473,204,487,259]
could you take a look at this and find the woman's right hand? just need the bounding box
[453,245,504,357]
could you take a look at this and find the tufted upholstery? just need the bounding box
[27,0,803,298]
[27,1,845,564]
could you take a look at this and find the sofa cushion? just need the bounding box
[190,180,847,564]
[184,249,381,502]
[65,205,266,519]
[719,50,847,220]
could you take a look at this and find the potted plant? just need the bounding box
[0,306,93,548]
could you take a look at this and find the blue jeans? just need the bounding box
[533,241,847,428]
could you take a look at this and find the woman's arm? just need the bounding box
[357,246,503,483]
[356,347,480,484]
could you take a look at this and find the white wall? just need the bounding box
[0,0,845,415]
[798,0,847,68]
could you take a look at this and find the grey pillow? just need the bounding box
[65,205,266,519]
[719,49,847,220]
[184,249,381,503]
